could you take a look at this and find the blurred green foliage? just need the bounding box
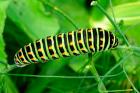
[0,0,140,93]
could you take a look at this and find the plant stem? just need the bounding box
[99,53,133,88]
[4,64,17,73]
[109,0,117,25]
[42,1,78,29]
[123,65,139,93]
[91,1,130,46]
[88,53,107,93]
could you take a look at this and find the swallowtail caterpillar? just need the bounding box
[14,28,118,67]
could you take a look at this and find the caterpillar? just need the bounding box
[14,28,118,67]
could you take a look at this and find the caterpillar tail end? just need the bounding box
[14,54,30,67]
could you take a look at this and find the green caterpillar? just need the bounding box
[14,28,118,67]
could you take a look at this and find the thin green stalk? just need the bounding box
[123,65,139,93]
[76,57,90,93]
[76,72,88,93]
[103,89,133,92]
[88,53,107,93]
[124,22,140,33]
[117,45,140,51]
[6,64,17,73]
[0,71,123,78]
[116,45,140,57]
[109,0,117,25]
[41,0,78,29]
[91,1,130,46]
[75,71,124,90]
[0,62,17,73]
[98,53,133,88]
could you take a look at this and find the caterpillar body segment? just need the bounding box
[14,28,118,67]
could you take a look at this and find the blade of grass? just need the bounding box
[76,72,88,93]
[88,53,107,93]
[109,0,117,26]
[98,53,133,89]
[76,56,90,93]
[117,46,140,53]
[41,0,78,29]
[76,71,124,90]
[0,71,123,78]
[6,65,17,73]
[123,65,139,93]
[76,53,103,93]
[124,22,140,33]
[103,89,133,92]
[91,1,130,46]
[0,0,9,64]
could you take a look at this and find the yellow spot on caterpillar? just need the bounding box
[52,54,56,57]
[100,44,103,47]
[48,46,52,49]
[62,52,69,55]
[31,58,36,60]
[78,40,82,43]
[90,45,93,49]
[22,61,27,63]
[59,44,63,48]
[19,56,24,58]
[80,48,85,51]
[99,29,104,32]
[40,56,45,59]
[16,59,19,62]
[47,37,51,40]
[62,52,66,55]
[70,42,73,45]
[73,50,78,53]
[68,32,72,35]
[38,48,42,52]
[78,30,82,33]
[88,29,91,32]
[89,38,92,41]
[19,49,22,52]
[58,34,62,37]
[28,52,32,55]
[100,38,103,41]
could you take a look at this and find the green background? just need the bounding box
[0,0,140,93]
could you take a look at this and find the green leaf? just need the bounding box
[112,0,139,6]
[0,63,18,93]
[109,1,140,26]
[26,59,68,93]
[47,0,90,31]
[7,0,59,41]
[69,55,89,72]
[0,1,18,93]
[0,0,8,63]
[125,24,140,46]
[98,1,140,29]
[91,0,110,21]
[0,75,18,93]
